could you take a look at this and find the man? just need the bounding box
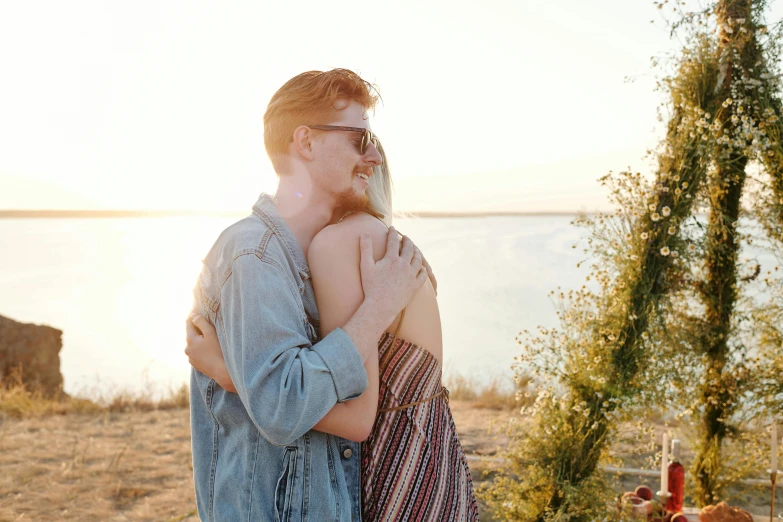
[187,69,428,521]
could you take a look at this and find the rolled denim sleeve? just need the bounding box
[311,326,369,402]
[218,253,368,446]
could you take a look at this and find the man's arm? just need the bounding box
[218,254,369,446]
[186,227,427,443]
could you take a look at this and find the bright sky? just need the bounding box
[1,1,781,213]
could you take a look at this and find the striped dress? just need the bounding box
[361,322,480,521]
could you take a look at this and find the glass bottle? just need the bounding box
[666,439,685,513]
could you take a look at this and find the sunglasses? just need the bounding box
[307,125,379,155]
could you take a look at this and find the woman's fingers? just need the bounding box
[192,314,216,338]
[185,314,202,342]
[185,314,215,359]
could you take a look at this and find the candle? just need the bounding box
[661,433,669,497]
[772,421,778,472]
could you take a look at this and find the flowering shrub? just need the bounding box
[480,0,783,519]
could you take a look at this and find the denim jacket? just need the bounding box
[190,193,368,521]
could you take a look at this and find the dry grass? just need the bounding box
[0,382,190,420]
[0,408,198,522]
[0,375,526,520]
[0,376,522,521]
[0,380,197,520]
[13,376,776,520]
[2,372,515,420]
[3,385,774,521]
[444,372,534,410]
[0,392,509,522]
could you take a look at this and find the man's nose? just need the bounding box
[363,143,383,167]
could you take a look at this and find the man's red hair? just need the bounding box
[263,69,379,172]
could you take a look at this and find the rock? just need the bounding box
[0,314,64,397]
[698,502,753,522]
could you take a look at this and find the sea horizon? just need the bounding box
[0,209,585,219]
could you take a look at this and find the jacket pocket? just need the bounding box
[275,446,298,522]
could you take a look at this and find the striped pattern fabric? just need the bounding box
[361,331,480,521]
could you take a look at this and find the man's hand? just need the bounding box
[185,313,237,393]
[417,243,437,296]
[358,226,428,329]
[387,230,437,295]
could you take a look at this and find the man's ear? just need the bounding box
[292,126,315,161]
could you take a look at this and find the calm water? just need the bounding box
[0,215,590,395]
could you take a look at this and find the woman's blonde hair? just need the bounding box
[366,140,394,226]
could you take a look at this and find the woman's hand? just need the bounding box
[185,314,237,393]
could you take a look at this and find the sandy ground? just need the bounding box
[0,403,776,521]
[0,407,196,522]
[0,401,514,522]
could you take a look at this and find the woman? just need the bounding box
[186,142,479,521]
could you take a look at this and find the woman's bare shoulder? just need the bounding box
[310,212,390,261]
[333,212,389,238]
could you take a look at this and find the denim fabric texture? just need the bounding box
[190,193,368,522]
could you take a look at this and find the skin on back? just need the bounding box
[307,211,442,442]
[312,212,442,363]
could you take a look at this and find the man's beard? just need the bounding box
[333,186,369,219]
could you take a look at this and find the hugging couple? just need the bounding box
[184,68,479,521]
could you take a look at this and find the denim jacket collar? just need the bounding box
[251,193,310,281]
